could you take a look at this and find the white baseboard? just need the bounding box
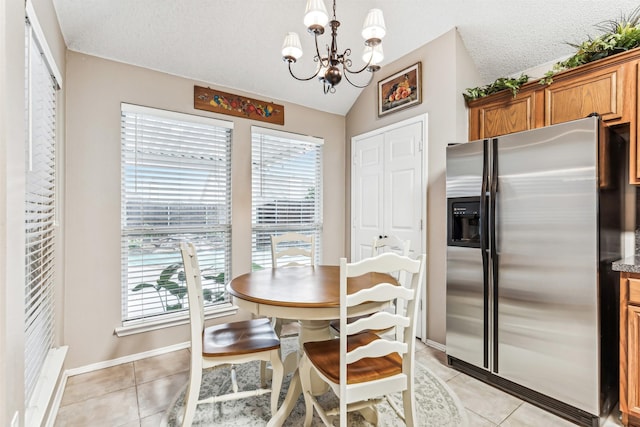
[65,341,191,377]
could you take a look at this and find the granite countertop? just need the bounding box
[612,256,640,273]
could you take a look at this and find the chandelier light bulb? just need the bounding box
[361,8,386,43]
[362,43,384,65]
[281,32,303,61]
[304,0,329,33]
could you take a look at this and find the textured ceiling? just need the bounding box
[52,0,640,115]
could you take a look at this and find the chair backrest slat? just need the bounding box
[345,311,410,336]
[346,282,414,306]
[271,232,315,267]
[345,340,408,365]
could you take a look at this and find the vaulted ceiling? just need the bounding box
[52,0,639,115]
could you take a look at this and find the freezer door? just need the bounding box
[494,118,600,414]
[446,141,487,368]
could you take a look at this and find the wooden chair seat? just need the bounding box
[303,332,402,385]
[203,318,281,357]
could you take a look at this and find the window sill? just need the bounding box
[114,303,238,337]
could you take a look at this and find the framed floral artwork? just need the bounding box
[377,62,422,117]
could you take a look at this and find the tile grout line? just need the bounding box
[133,360,142,424]
[496,400,524,426]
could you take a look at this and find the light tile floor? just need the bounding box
[54,338,625,427]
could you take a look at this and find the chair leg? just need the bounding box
[298,355,315,427]
[359,406,379,425]
[181,368,202,427]
[260,360,269,388]
[269,349,284,417]
[402,388,416,427]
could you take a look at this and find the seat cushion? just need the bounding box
[203,318,280,356]
[303,332,402,384]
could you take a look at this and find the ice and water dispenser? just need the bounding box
[447,197,481,248]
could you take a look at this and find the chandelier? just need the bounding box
[281,0,386,94]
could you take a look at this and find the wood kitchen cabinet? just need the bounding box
[620,273,640,426]
[466,48,640,183]
[544,61,634,127]
[467,87,542,140]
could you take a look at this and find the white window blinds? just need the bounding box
[121,104,233,324]
[24,18,58,404]
[251,127,323,269]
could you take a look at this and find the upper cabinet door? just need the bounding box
[544,61,634,127]
[468,88,541,141]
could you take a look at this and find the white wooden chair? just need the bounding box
[270,232,315,336]
[179,242,284,427]
[299,252,426,427]
[271,232,315,268]
[330,235,411,336]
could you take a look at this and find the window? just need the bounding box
[120,104,233,326]
[251,127,323,268]
[24,10,61,407]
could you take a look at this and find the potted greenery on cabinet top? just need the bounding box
[463,6,640,102]
[540,6,640,84]
[463,74,530,102]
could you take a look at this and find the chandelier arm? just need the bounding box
[287,59,322,82]
[313,32,325,63]
[342,48,375,75]
[342,66,375,89]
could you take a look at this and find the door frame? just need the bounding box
[350,113,428,341]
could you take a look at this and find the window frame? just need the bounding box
[24,2,66,425]
[250,126,323,269]
[118,104,235,333]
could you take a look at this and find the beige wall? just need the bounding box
[63,51,346,369]
[346,29,482,345]
[0,0,66,424]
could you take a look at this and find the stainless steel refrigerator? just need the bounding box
[445,117,623,427]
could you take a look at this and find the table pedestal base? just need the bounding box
[268,319,332,426]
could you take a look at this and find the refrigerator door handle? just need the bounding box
[480,139,489,368]
[490,137,499,372]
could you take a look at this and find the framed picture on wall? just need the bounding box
[377,62,422,117]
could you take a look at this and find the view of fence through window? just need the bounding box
[251,127,323,268]
[120,104,232,323]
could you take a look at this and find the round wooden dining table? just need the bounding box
[227,264,397,427]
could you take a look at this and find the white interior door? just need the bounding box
[352,133,384,261]
[384,122,423,256]
[351,114,427,340]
